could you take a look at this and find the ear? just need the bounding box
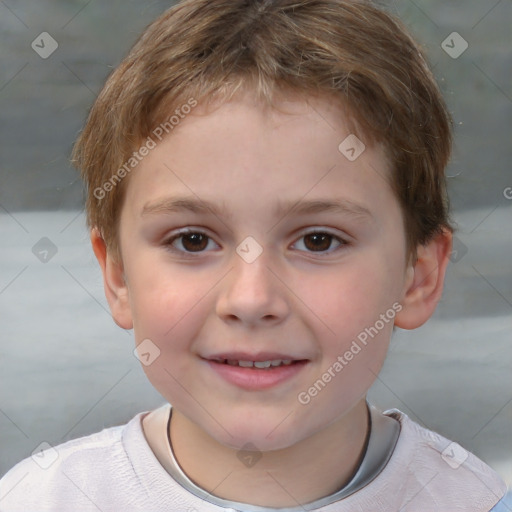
[394,229,452,330]
[90,228,133,330]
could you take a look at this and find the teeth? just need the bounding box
[219,359,296,369]
[254,361,272,368]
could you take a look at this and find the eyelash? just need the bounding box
[162,228,349,258]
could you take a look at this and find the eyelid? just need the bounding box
[294,226,349,240]
[163,227,350,257]
[163,227,220,256]
[291,228,349,256]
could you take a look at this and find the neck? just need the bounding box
[169,398,369,508]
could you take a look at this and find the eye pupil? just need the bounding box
[182,233,208,251]
[168,231,343,256]
[305,233,331,251]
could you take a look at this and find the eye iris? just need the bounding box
[182,233,208,252]
[176,232,336,253]
[305,233,331,251]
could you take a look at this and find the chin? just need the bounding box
[205,412,314,453]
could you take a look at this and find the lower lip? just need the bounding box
[205,360,308,390]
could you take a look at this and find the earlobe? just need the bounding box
[394,229,453,330]
[90,228,133,330]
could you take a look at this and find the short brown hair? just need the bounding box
[72,0,453,263]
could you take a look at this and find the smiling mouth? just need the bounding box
[205,356,309,389]
[210,359,307,369]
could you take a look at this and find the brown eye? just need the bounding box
[180,233,209,252]
[164,230,217,255]
[303,233,333,252]
[293,230,347,255]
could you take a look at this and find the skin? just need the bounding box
[92,89,452,508]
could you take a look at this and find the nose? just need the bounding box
[215,249,290,327]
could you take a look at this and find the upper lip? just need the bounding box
[204,352,309,362]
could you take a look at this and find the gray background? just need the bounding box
[1,0,511,490]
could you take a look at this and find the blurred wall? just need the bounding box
[0,0,510,212]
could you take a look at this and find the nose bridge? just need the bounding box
[230,244,275,302]
[216,242,289,324]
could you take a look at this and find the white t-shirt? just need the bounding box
[0,405,507,511]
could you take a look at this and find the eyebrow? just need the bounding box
[141,196,373,221]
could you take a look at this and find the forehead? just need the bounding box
[121,92,397,226]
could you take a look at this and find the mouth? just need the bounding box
[209,358,305,369]
[203,353,310,390]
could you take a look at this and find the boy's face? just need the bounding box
[112,91,412,450]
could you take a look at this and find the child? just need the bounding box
[1,0,509,510]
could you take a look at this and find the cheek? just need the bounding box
[125,250,209,338]
[296,255,400,410]
[127,263,219,377]
[128,267,213,406]
[302,260,396,340]
[295,267,396,420]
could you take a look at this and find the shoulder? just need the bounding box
[0,404,241,512]
[0,411,151,511]
[379,408,507,511]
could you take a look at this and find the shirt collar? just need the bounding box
[163,401,400,511]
